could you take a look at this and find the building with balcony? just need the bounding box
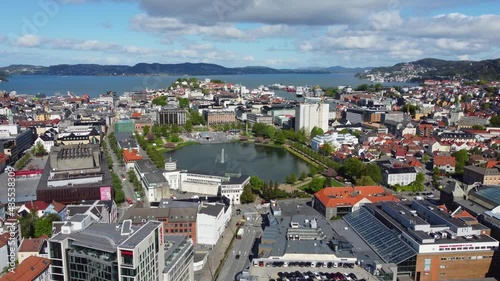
[163,235,194,281]
[48,214,164,281]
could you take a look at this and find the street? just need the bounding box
[216,208,263,281]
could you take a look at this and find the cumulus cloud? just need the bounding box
[139,0,396,25]
[15,34,41,47]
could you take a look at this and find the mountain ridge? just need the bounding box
[0,62,370,77]
[359,58,500,82]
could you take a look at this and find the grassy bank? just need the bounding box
[283,145,321,168]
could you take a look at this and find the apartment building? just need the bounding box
[48,214,164,281]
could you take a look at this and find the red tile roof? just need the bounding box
[49,201,66,213]
[24,201,49,212]
[314,186,399,208]
[123,149,143,162]
[433,155,456,167]
[0,256,50,281]
[19,235,48,253]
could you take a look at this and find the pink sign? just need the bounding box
[100,186,112,200]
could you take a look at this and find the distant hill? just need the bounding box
[365,58,500,81]
[0,70,9,82]
[0,62,332,76]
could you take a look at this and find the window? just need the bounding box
[440,265,446,269]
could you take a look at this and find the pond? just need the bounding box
[165,143,310,182]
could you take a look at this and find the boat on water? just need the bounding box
[268,83,286,90]
[296,86,304,97]
[286,86,296,92]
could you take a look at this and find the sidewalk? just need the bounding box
[195,213,240,281]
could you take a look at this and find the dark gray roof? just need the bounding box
[120,221,162,249]
[198,203,224,217]
[120,207,197,224]
[51,222,141,253]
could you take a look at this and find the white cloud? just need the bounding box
[15,34,41,47]
[458,54,471,61]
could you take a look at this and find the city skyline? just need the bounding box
[0,0,499,68]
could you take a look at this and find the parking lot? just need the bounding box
[249,261,374,281]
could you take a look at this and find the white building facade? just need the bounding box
[295,103,329,133]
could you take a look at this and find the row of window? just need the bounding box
[166,228,192,233]
[438,245,494,251]
[440,255,493,261]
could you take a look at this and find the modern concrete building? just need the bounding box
[344,201,499,281]
[310,132,358,151]
[48,214,165,281]
[295,102,329,133]
[163,236,194,281]
[157,107,187,125]
[220,175,251,205]
[196,203,231,246]
[0,125,35,163]
[36,144,114,203]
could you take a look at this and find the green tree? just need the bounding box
[170,133,181,142]
[33,141,47,156]
[299,172,308,180]
[415,172,425,184]
[489,115,500,127]
[342,158,364,179]
[304,177,326,194]
[356,84,369,91]
[250,176,264,192]
[319,143,334,156]
[34,214,60,238]
[355,175,377,186]
[142,125,150,136]
[310,126,324,139]
[19,212,37,238]
[252,123,267,136]
[274,130,286,145]
[421,154,431,163]
[178,98,189,109]
[309,166,318,177]
[264,126,275,139]
[183,120,193,133]
[363,163,382,184]
[152,96,167,106]
[472,124,486,130]
[452,149,469,174]
[240,184,256,204]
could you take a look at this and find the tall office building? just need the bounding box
[157,108,187,125]
[48,214,165,281]
[294,102,329,133]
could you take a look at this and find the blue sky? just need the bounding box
[1,0,499,68]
